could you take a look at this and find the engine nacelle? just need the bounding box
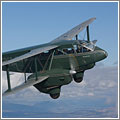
[49,87,61,99]
[73,71,84,83]
[32,69,73,99]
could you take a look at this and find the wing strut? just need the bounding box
[75,35,78,40]
[24,73,27,83]
[6,65,11,91]
[23,60,27,83]
[49,50,55,70]
[87,25,90,42]
[35,56,38,80]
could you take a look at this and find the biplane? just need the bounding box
[2,17,108,99]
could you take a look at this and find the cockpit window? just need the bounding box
[73,45,90,53]
[54,45,90,56]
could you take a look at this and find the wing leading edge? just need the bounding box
[3,76,49,96]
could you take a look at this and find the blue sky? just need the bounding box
[2,2,118,118]
[2,2,118,66]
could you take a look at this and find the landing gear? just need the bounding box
[50,93,60,99]
[74,76,83,83]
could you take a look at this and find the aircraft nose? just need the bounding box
[94,50,108,62]
[102,50,108,58]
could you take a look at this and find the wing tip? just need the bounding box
[2,90,12,97]
[90,17,96,21]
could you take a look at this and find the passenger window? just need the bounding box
[41,51,50,56]
[73,45,77,51]
[63,48,74,54]
[54,50,63,56]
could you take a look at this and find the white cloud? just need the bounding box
[61,64,117,98]
[113,61,118,65]
[2,72,23,91]
[88,92,94,96]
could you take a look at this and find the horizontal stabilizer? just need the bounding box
[2,76,49,97]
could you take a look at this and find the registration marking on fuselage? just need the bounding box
[83,55,90,58]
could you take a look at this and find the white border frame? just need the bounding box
[1,1,119,119]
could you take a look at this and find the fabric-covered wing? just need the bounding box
[3,76,49,96]
[2,45,58,66]
[51,17,96,43]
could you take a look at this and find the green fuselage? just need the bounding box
[2,40,107,72]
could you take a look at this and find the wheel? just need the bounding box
[74,77,83,83]
[50,93,60,99]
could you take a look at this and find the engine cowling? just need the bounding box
[73,71,84,83]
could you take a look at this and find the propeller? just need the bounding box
[69,54,78,75]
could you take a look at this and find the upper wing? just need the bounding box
[51,17,96,43]
[2,45,58,66]
[3,75,49,96]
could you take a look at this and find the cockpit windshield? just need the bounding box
[54,45,90,56]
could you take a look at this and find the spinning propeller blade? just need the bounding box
[69,54,79,75]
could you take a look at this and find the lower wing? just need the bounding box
[2,76,49,96]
